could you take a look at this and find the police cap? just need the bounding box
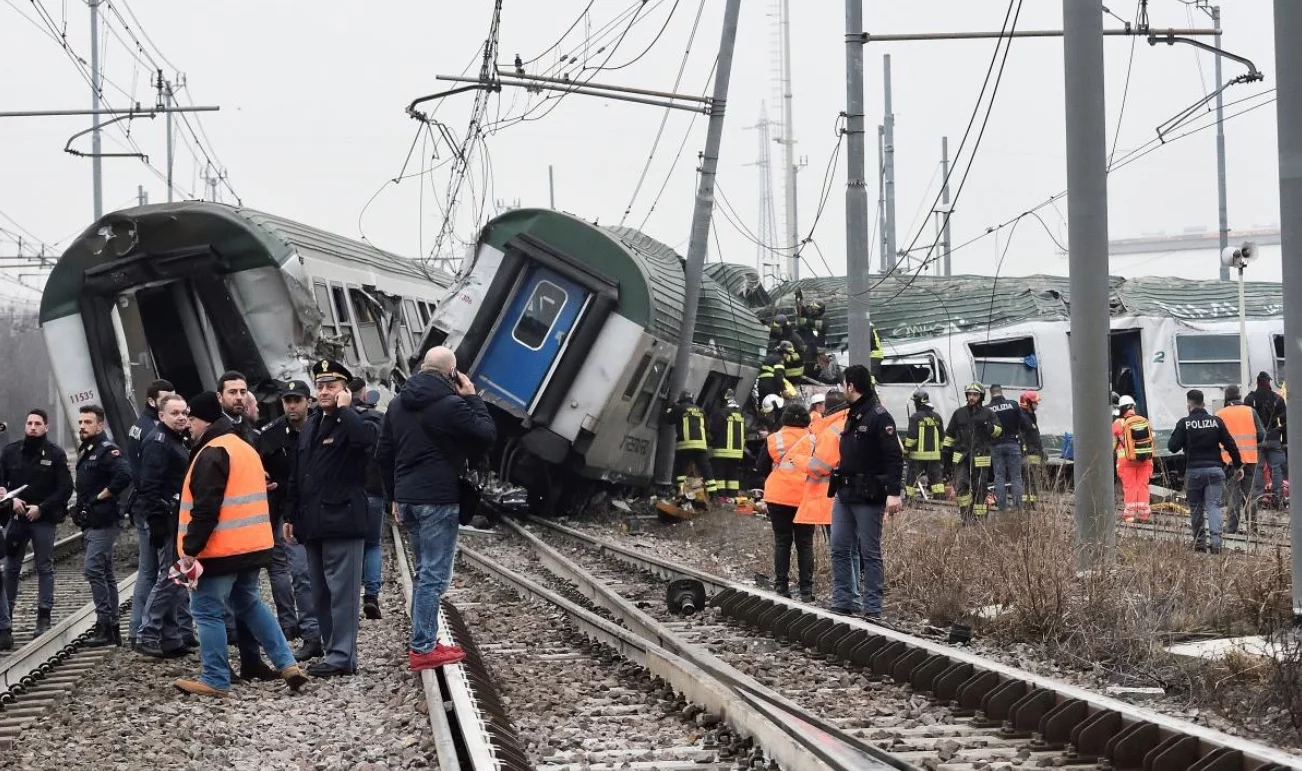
[312,359,353,384]
[281,379,311,399]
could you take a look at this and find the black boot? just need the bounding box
[293,637,324,662]
[111,622,122,647]
[363,595,382,620]
[239,658,279,682]
[34,609,52,637]
[85,621,114,647]
[0,629,12,651]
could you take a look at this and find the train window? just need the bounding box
[511,280,568,351]
[313,282,337,336]
[403,299,422,332]
[878,352,946,385]
[330,284,360,363]
[623,354,653,401]
[629,359,668,424]
[969,337,1039,389]
[349,288,389,363]
[1175,333,1240,386]
[419,302,434,325]
[646,366,675,428]
[1274,334,1286,383]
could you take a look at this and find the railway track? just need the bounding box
[487,517,1302,771]
[0,529,139,747]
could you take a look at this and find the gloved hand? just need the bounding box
[149,526,167,551]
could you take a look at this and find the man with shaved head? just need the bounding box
[376,346,495,670]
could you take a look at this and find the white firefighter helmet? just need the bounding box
[761,394,785,414]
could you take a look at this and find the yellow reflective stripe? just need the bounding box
[942,437,955,448]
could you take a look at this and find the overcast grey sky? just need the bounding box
[0,1,1284,305]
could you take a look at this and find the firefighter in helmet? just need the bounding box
[663,391,716,499]
[1019,392,1046,509]
[903,389,945,502]
[943,382,1002,522]
[708,389,746,504]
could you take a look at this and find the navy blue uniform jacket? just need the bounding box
[75,436,132,528]
[0,438,73,525]
[134,424,189,540]
[286,404,378,541]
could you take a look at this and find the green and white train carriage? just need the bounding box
[39,201,450,442]
[421,208,768,507]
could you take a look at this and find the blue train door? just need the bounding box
[474,266,589,413]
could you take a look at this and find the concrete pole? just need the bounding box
[882,54,897,271]
[1272,0,1302,627]
[941,135,953,276]
[878,124,887,270]
[137,185,147,206]
[654,0,742,486]
[845,0,872,366]
[548,164,556,209]
[166,82,175,203]
[90,0,103,220]
[780,0,799,281]
[1062,0,1114,568]
[1214,7,1229,283]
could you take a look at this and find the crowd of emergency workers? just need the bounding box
[0,345,494,699]
[664,297,1292,617]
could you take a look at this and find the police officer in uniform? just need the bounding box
[943,383,1003,523]
[259,380,321,656]
[1169,389,1243,553]
[986,384,1032,511]
[903,390,945,502]
[663,392,716,498]
[125,379,173,646]
[828,364,903,618]
[284,359,378,677]
[73,404,133,646]
[708,390,746,502]
[1,409,73,648]
[349,381,387,620]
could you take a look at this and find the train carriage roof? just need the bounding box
[477,209,768,365]
[40,201,449,323]
[733,272,1285,351]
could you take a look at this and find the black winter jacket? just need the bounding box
[376,371,496,506]
[286,404,378,541]
[1244,387,1287,448]
[1168,407,1242,470]
[944,404,1003,462]
[75,435,132,529]
[134,424,189,543]
[987,395,1031,446]
[354,405,387,498]
[0,437,73,525]
[257,414,304,525]
[836,396,903,502]
[182,418,271,575]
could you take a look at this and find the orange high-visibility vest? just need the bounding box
[763,426,810,507]
[796,410,848,525]
[178,433,274,560]
[1217,404,1259,464]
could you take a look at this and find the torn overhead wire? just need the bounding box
[1147,27,1265,143]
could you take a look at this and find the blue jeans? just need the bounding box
[404,503,460,653]
[129,514,158,639]
[190,570,295,691]
[829,495,885,614]
[991,443,1023,510]
[1187,466,1225,549]
[363,495,384,598]
[138,543,193,649]
[1257,446,1287,499]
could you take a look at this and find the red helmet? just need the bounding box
[1019,392,1041,407]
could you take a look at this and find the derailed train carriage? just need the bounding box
[39,201,450,441]
[417,208,769,511]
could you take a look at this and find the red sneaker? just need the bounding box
[409,644,466,671]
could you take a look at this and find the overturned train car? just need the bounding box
[39,201,450,441]
[419,208,768,510]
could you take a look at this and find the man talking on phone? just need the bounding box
[377,346,495,670]
[284,359,378,677]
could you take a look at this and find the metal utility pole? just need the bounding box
[778,0,799,281]
[655,0,742,486]
[548,165,556,208]
[1063,0,1114,568]
[746,105,782,285]
[137,185,147,206]
[89,0,103,219]
[882,54,897,271]
[1213,6,1230,282]
[845,0,872,366]
[877,125,887,270]
[940,136,953,276]
[1272,0,1302,627]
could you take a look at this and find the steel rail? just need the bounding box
[459,542,897,771]
[531,518,1302,771]
[499,518,912,770]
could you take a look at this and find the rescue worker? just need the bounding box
[134,394,198,659]
[869,325,884,381]
[828,365,902,619]
[125,378,172,646]
[756,404,814,600]
[73,404,132,646]
[756,358,788,404]
[759,394,785,433]
[285,359,379,677]
[1169,389,1242,553]
[708,390,746,502]
[173,391,307,697]
[1244,372,1287,509]
[775,340,804,381]
[258,380,322,657]
[795,390,849,603]
[0,409,73,649]
[1112,395,1155,523]
[795,296,826,363]
[664,392,716,498]
[943,383,1002,523]
[903,390,945,502]
[1217,384,1264,534]
[809,392,827,427]
[1019,392,1046,509]
[350,381,386,620]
